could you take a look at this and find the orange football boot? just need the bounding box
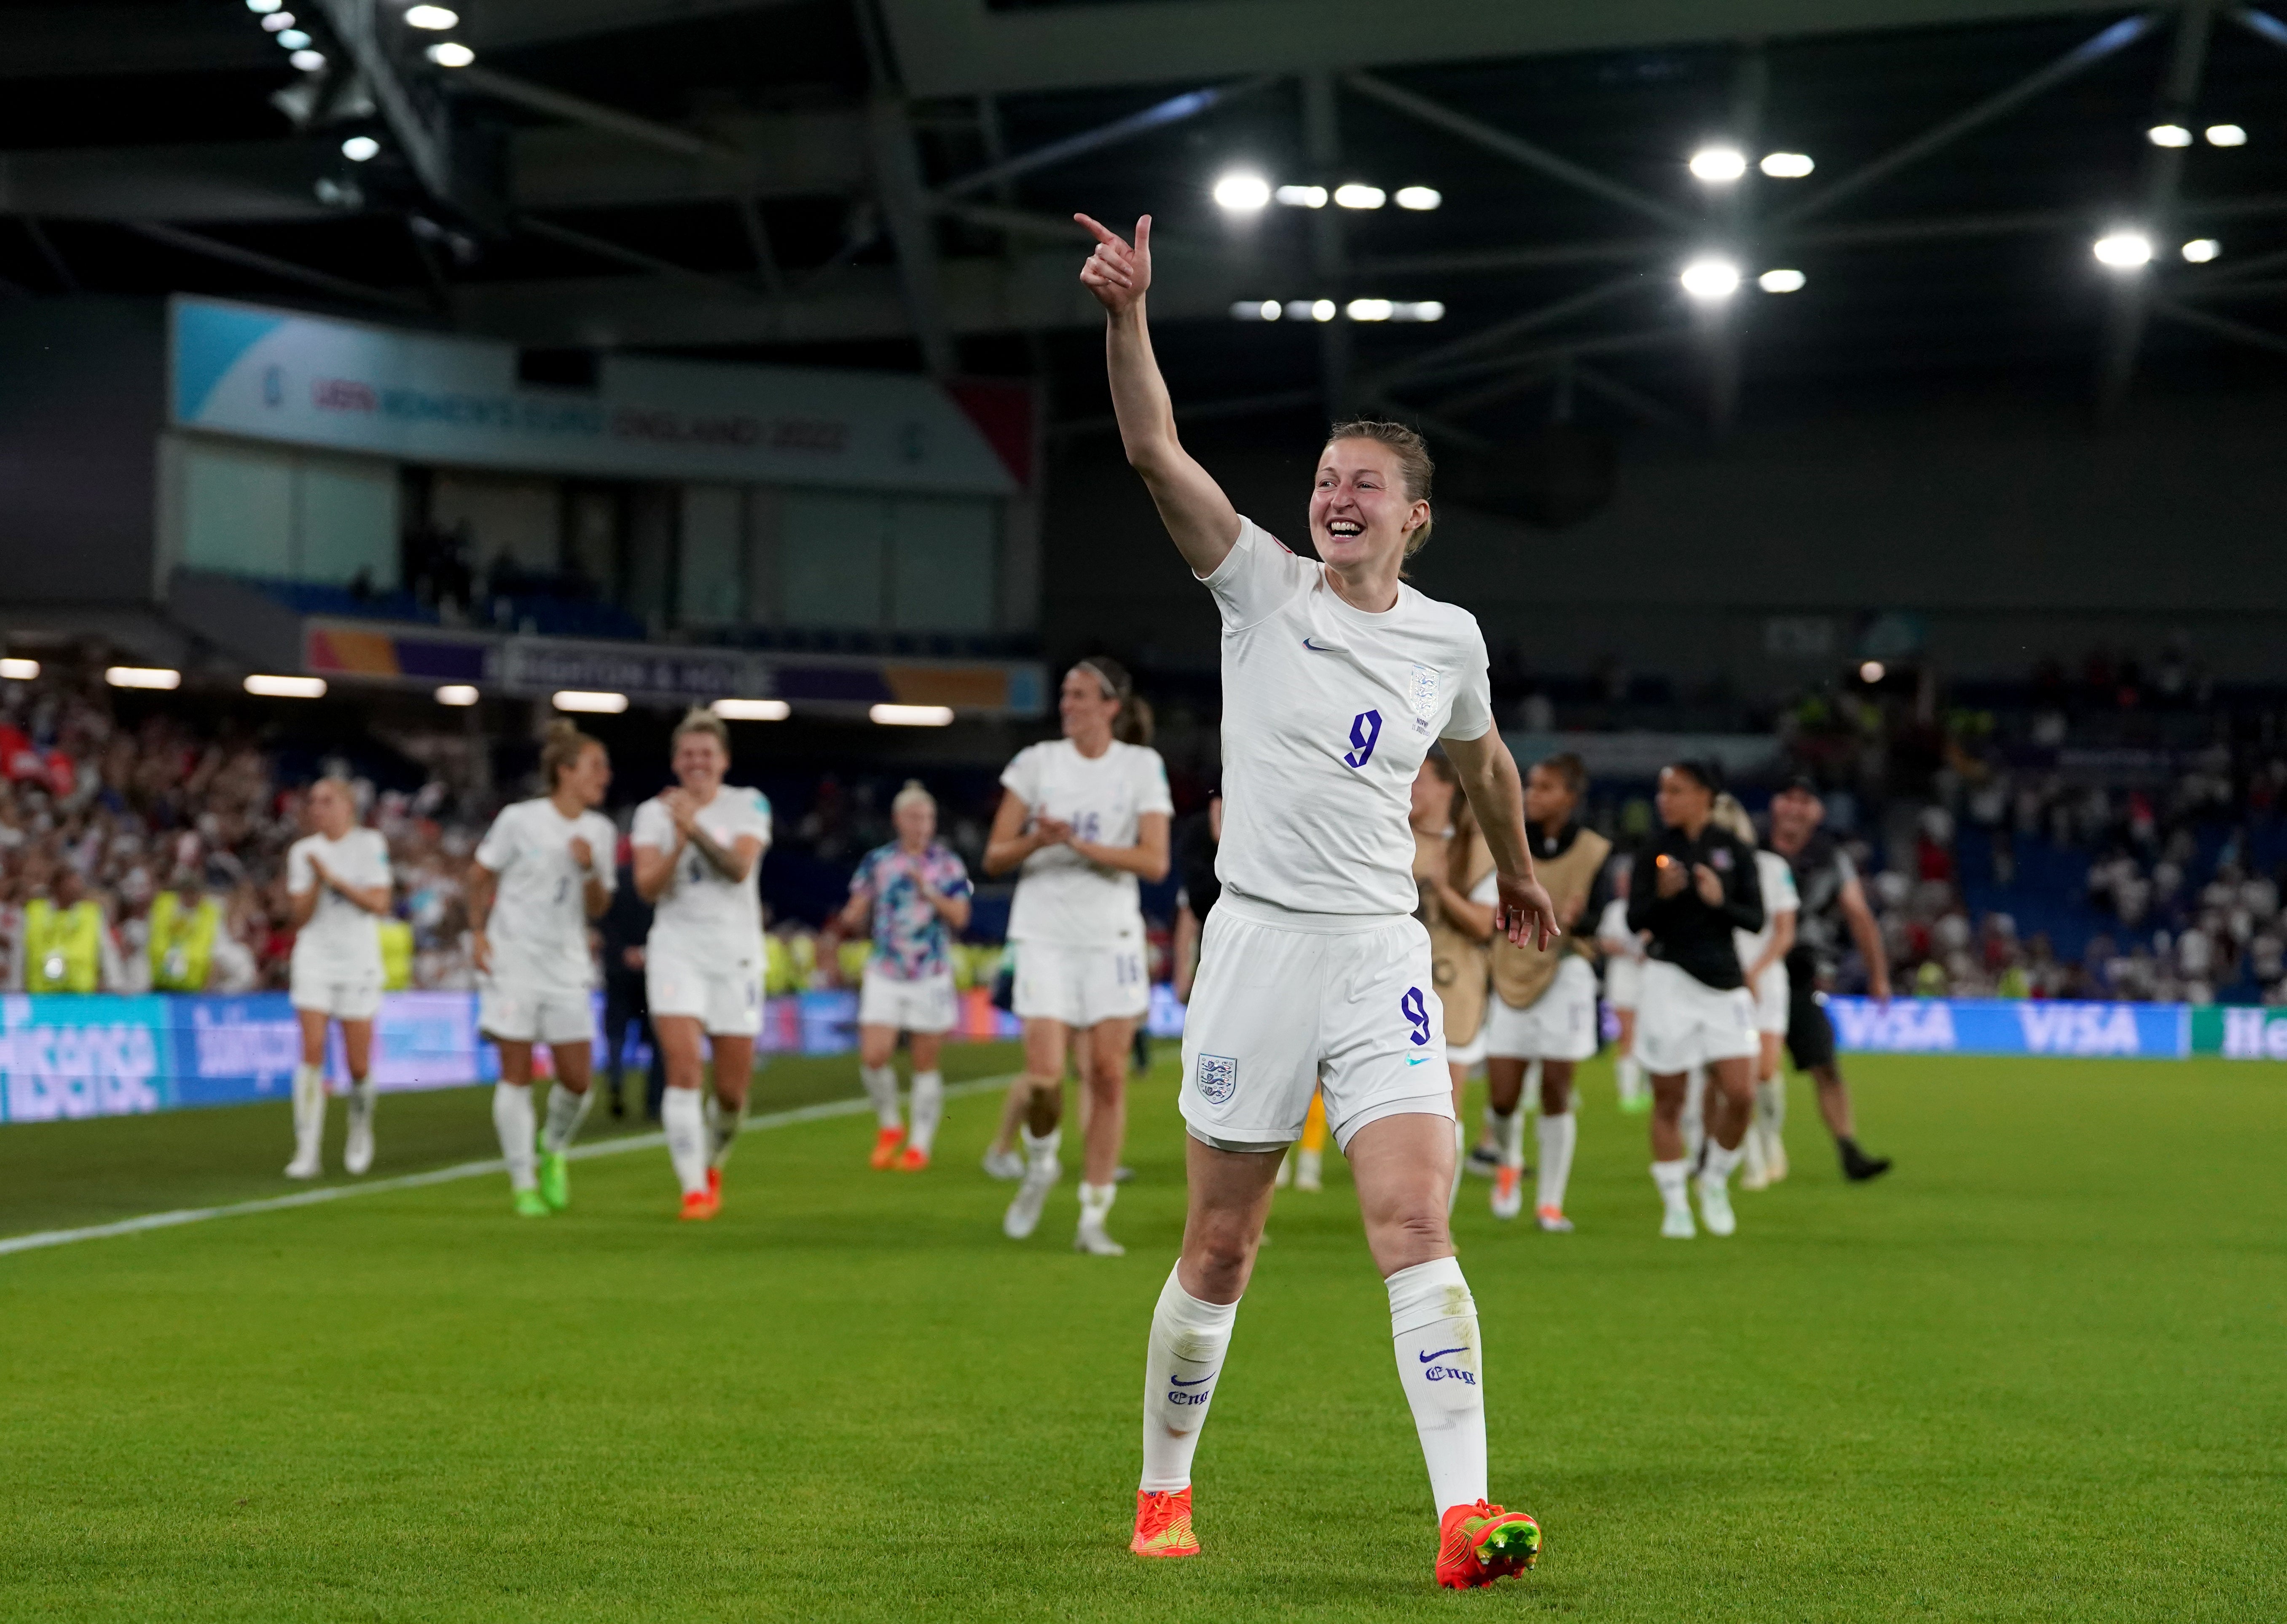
[870,1126,905,1169]
[894,1144,930,1171]
[679,1188,720,1222]
[1435,1499,1541,1589]
[707,1166,722,1200]
[1130,1488,1200,1558]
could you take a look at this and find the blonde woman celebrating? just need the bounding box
[283,777,393,1179]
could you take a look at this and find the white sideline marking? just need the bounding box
[0,1072,1020,1260]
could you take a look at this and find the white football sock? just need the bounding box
[1702,1137,1743,1186]
[1024,1125,1060,1171]
[908,1069,944,1154]
[493,1083,538,1191]
[1535,1109,1576,1215]
[1755,1076,1786,1134]
[1139,1265,1238,1492]
[291,1063,326,1159]
[1682,1067,1707,1163]
[1079,1180,1117,1227]
[1493,1105,1526,1171]
[1387,1257,1488,1514]
[860,1063,902,1131]
[1651,1158,1693,1218]
[346,1078,375,1127]
[1616,1053,1643,1104]
[708,1093,745,1168]
[662,1088,709,1195]
[540,1082,593,1155]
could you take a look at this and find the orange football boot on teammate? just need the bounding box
[679,1188,720,1222]
[1435,1499,1541,1589]
[894,1144,929,1171]
[870,1126,905,1169]
[1130,1488,1200,1558]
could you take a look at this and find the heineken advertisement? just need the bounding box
[2190,1005,2287,1060]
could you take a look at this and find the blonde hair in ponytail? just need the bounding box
[1710,792,1757,846]
[540,718,602,791]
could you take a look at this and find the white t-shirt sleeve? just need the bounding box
[1468,869,1501,906]
[474,807,516,874]
[286,840,314,896]
[1135,749,1175,818]
[364,831,392,889]
[745,790,773,849]
[1766,854,1801,915]
[584,814,617,892]
[631,798,674,853]
[1197,515,1312,630]
[1439,619,1496,742]
[999,744,1043,807]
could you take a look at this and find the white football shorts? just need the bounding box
[857,966,958,1035]
[479,975,596,1046]
[1747,960,1791,1036]
[1445,1016,1489,1073]
[1635,959,1759,1075]
[289,959,382,1022]
[645,939,762,1037]
[1484,954,1600,1064]
[1603,954,1642,1011]
[1180,896,1454,1153]
[1012,940,1148,1028]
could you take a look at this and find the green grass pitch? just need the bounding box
[1,1048,2282,1621]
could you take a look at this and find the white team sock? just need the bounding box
[1682,1067,1708,1163]
[908,1070,944,1154]
[1024,1125,1060,1171]
[1139,1266,1238,1492]
[1702,1137,1743,1187]
[347,1078,376,1127]
[708,1093,746,1168]
[1387,1257,1488,1514]
[1651,1158,1693,1219]
[662,1088,709,1195]
[860,1063,902,1131]
[1493,1105,1527,1171]
[1079,1180,1117,1227]
[1616,1053,1643,1104]
[290,1063,326,1160]
[540,1082,593,1155]
[1755,1076,1786,1142]
[493,1083,538,1192]
[1535,1109,1576,1215]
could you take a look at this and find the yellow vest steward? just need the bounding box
[24,898,103,992]
[1490,826,1611,1010]
[150,892,220,992]
[1415,826,1495,1046]
[378,919,415,991]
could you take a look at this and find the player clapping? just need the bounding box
[282,777,394,1179]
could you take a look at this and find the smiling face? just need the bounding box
[1524,763,1578,831]
[894,796,936,851]
[673,730,727,797]
[561,741,612,810]
[1059,667,1120,747]
[1769,786,1823,848]
[307,779,354,839]
[1311,437,1429,575]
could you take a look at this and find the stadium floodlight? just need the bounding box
[1393,186,1442,210]
[1333,183,1386,209]
[106,666,181,690]
[290,48,326,69]
[1275,184,1328,208]
[2181,237,2221,263]
[245,0,282,11]
[2147,123,2193,147]
[424,40,474,66]
[2205,123,2247,147]
[260,11,295,30]
[1860,660,1886,683]
[435,684,479,706]
[2093,230,2153,268]
[403,4,459,27]
[244,674,327,699]
[276,28,311,46]
[1229,300,1284,321]
[1680,256,1742,300]
[340,134,380,162]
[1759,151,1815,178]
[871,703,954,726]
[1211,172,1271,211]
[1758,268,1807,293]
[0,658,39,680]
[1310,299,1337,322]
[553,690,628,714]
[712,698,791,722]
[1346,298,1394,322]
[1688,145,1747,182]
[1392,300,1445,322]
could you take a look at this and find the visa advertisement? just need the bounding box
[1821,997,2188,1059]
[169,295,1019,496]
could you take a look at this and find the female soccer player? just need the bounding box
[832,779,972,1172]
[1713,794,1797,1190]
[1627,762,1764,1238]
[984,656,1171,1257]
[467,721,616,1217]
[632,709,773,1222]
[1409,752,1496,1214]
[1076,210,1557,1589]
[1593,862,1648,1110]
[283,776,393,1179]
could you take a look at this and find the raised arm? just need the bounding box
[1076,213,1241,577]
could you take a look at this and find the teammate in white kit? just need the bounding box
[467,721,617,1217]
[282,777,394,1179]
[1593,865,1649,1111]
[985,657,1171,1257]
[1717,795,1797,1190]
[831,780,973,1172]
[1076,210,1558,1589]
[631,709,773,1222]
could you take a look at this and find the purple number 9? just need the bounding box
[1343,709,1383,769]
[1401,986,1431,1046]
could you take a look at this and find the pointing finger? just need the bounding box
[1074,212,1127,250]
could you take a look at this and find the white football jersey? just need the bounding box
[1735,849,1800,970]
[1001,738,1173,945]
[631,785,773,964]
[1205,516,1494,917]
[286,827,390,982]
[473,797,616,990]
[1596,896,1645,962]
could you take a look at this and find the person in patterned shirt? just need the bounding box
[831,780,972,1171]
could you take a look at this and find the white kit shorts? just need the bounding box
[1604,954,1642,1011]
[1012,941,1148,1028]
[1180,895,1454,1153]
[1747,960,1792,1036]
[645,939,762,1037]
[1445,1017,1489,1073]
[1635,959,1759,1075]
[1484,954,1600,1064]
[479,975,596,1046]
[858,966,958,1035]
[289,960,382,1022]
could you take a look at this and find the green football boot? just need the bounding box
[513,1187,552,1219]
[537,1149,570,1211]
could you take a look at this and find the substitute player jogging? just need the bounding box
[282,776,393,1180]
[467,720,617,1217]
[1076,209,1559,1589]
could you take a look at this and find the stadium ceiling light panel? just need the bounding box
[1275,185,1327,208]
[1689,146,1747,182]
[2205,123,2247,146]
[105,666,181,690]
[2092,231,2153,268]
[1211,173,1271,211]
[1759,152,1814,178]
[1309,299,1337,322]
[290,48,326,69]
[1680,257,1741,298]
[712,698,791,722]
[276,27,311,46]
[403,4,459,27]
[1393,186,1441,210]
[1345,298,1394,322]
[245,0,282,11]
[0,658,40,681]
[340,135,380,162]
[2147,123,2193,147]
[425,40,473,66]
[1333,183,1386,209]
[244,674,327,699]
[871,704,954,726]
[2181,238,2221,263]
[435,684,480,706]
[1758,268,1807,293]
[553,690,629,714]
[260,10,295,29]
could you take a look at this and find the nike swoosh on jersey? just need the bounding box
[1301,637,1338,652]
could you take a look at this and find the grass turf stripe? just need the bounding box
[0,1072,1020,1259]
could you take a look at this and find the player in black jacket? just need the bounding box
[1627,761,1764,1238]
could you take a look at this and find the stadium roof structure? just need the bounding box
[4,0,2286,448]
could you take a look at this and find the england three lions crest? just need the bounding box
[1408,664,1441,734]
[1195,1053,1237,1104]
